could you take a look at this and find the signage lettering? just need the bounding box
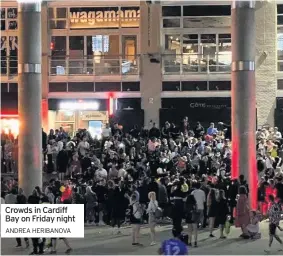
[189,102,227,109]
[1,37,18,51]
[69,8,140,29]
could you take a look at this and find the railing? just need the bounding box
[49,55,139,76]
[1,57,18,76]
[162,53,231,74]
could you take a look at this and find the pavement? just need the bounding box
[1,221,283,255]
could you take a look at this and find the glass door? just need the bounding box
[122,36,137,74]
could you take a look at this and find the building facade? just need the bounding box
[1,0,283,136]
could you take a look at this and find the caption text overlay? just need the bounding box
[1,204,84,238]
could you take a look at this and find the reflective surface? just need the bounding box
[162,53,231,74]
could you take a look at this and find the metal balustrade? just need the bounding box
[162,53,231,74]
[1,53,232,77]
[49,56,139,76]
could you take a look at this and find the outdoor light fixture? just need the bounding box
[59,101,100,110]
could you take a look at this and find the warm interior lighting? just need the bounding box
[59,101,99,110]
[109,97,114,116]
[1,119,19,138]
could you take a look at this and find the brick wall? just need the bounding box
[255,1,277,127]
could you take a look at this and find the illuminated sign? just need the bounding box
[59,101,99,110]
[69,7,140,29]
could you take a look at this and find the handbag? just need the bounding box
[154,207,163,219]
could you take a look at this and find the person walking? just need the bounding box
[147,191,159,246]
[85,186,97,225]
[185,194,199,247]
[216,189,229,239]
[207,188,218,237]
[130,193,143,246]
[264,195,283,253]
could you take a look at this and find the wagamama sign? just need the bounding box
[69,8,140,29]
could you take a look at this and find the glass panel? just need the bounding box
[49,83,67,92]
[51,36,66,75]
[56,8,67,18]
[120,7,140,28]
[218,34,231,71]
[122,35,137,74]
[1,20,5,31]
[9,36,18,75]
[162,6,181,17]
[122,82,140,91]
[278,33,283,60]
[278,5,283,14]
[278,79,283,90]
[69,36,85,75]
[68,82,94,92]
[200,34,216,72]
[56,111,75,122]
[1,36,7,75]
[55,122,74,135]
[8,21,17,30]
[278,16,283,25]
[278,62,283,71]
[0,8,5,19]
[95,82,121,92]
[9,83,17,92]
[1,83,8,93]
[183,5,231,16]
[7,8,17,19]
[162,82,181,91]
[209,81,231,91]
[182,81,208,91]
[51,36,66,56]
[163,19,180,28]
[49,20,66,29]
[164,34,181,74]
[182,34,199,73]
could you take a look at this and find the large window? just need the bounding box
[50,36,67,75]
[0,7,17,31]
[1,36,7,75]
[9,36,18,74]
[163,33,231,73]
[48,7,67,29]
[1,36,18,75]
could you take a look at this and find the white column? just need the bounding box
[18,1,42,196]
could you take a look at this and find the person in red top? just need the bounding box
[264,180,277,216]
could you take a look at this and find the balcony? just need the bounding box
[162,53,231,75]
[49,56,139,76]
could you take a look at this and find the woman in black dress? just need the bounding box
[207,188,218,237]
[185,195,199,247]
[216,189,229,239]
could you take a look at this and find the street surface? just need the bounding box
[1,221,283,255]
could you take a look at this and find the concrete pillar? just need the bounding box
[18,1,42,196]
[140,2,162,128]
[41,1,49,132]
[255,1,277,127]
[231,0,257,210]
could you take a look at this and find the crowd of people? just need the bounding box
[1,118,283,254]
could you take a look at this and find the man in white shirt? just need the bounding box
[273,127,282,141]
[95,164,108,181]
[78,136,89,156]
[102,124,112,138]
[191,183,206,226]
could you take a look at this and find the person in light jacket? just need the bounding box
[147,191,159,246]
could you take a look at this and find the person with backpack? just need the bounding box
[130,193,143,246]
[264,195,283,253]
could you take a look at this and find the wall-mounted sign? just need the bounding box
[80,111,108,121]
[69,7,140,29]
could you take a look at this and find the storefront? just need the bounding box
[48,99,109,137]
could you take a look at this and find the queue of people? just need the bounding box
[1,118,283,254]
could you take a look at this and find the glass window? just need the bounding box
[278,5,283,14]
[48,8,67,19]
[87,35,119,56]
[9,83,17,92]
[95,82,121,92]
[56,111,75,122]
[1,36,7,75]
[51,36,66,57]
[162,6,181,17]
[183,34,198,54]
[9,36,18,75]
[68,82,94,92]
[7,8,17,19]
[278,16,283,25]
[1,20,5,30]
[278,79,283,90]
[122,82,140,92]
[200,34,216,58]
[183,5,231,16]
[49,83,67,92]
[162,81,181,91]
[218,34,231,65]
[278,32,283,60]
[278,62,283,71]
[163,19,181,28]
[1,83,8,93]
[165,34,181,54]
[8,20,17,30]
[1,8,5,19]
[209,81,231,91]
[182,81,208,91]
[49,20,66,29]
[69,36,84,51]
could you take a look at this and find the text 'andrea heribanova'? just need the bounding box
[5,215,76,224]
